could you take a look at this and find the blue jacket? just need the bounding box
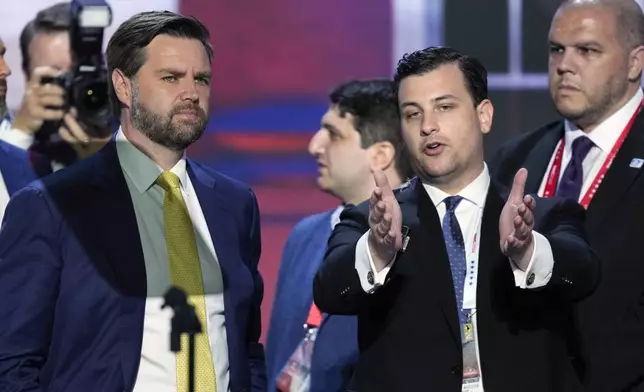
[266,210,359,392]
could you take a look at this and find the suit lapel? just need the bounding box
[411,179,462,347]
[586,111,644,229]
[474,183,507,339]
[523,122,564,194]
[186,161,231,283]
[88,140,147,389]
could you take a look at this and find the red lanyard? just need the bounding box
[542,100,643,208]
[306,303,323,328]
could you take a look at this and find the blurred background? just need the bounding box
[6,0,635,342]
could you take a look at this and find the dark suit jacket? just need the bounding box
[0,139,37,196]
[313,178,599,392]
[490,111,644,392]
[266,210,359,392]
[0,139,266,392]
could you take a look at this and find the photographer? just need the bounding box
[2,2,113,173]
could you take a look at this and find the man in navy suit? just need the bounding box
[0,11,265,392]
[265,79,413,392]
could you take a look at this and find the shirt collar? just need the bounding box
[422,163,490,208]
[115,128,189,195]
[330,204,344,229]
[564,88,643,154]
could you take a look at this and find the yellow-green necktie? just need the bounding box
[156,171,217,392]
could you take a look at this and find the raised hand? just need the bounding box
[367,169,403,271]
[499,168,536,270]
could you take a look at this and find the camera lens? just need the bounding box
[80,81,108,112]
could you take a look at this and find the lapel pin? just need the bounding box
[629,158,644,169]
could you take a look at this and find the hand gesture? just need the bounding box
[367,169,403,271]
[499,168,536,270]
[58,108,111,160]
[12,67,66,135]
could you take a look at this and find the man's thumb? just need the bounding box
[509,168,528,203]
[373,169,393,195]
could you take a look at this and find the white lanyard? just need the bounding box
[461,205,483,312]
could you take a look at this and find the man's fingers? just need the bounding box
[524,195,536,211]
[36,84,65,98]
[513,215,530,241]
[518,205,534,227]
[37,95,65,109]
[30,66,63,86]
[372,169,394,197]
[375,213,392,237]
[62,113,89,144]
[58,126,75,144]
[39,109,65,121]
[509,168,528,204]
[369,200,386,226]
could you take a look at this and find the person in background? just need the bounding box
[490,1,644,390]
[0,36,38,220]
[313,46,600,392]
[4,2,113,174]
[266,79,413,392]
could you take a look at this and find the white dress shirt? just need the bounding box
[537,88,644,199]
[0,126,34,151]
[115,129,230,392]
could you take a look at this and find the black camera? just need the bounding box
[40,0,113,139]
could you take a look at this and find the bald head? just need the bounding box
[558,0,644,49]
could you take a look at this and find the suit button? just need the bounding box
[451,365,462,375]
[367,271,375,285]
[526,272,535,286]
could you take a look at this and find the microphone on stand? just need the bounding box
[162,286,201,392]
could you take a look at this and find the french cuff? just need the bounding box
[355,230,394,293]
[0,128,35,150]
[511,231,554,289]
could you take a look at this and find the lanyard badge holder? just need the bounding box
[276,304,323,392]
[460,215,483,391]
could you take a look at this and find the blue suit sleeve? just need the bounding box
[0,187,61,392]
[246,189,267,392]
[265,222,302,390]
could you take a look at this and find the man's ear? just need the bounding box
[476,99,494,134]
[368,141,396,172]
[112,69,133,107]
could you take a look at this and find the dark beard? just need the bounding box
[130,85,207,151]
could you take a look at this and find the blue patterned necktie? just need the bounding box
[556,135,595,201]
[442,196,467,324]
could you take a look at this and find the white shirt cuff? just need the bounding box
[0,128,35,150]
[511,231,554,289]
[355,230,394,293]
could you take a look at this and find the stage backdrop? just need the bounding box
[5,0,643,342]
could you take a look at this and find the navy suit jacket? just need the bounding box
[0,139,266,392]
[0,139,37,196]
[266,210,359,392]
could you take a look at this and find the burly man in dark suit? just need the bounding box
[313,46,600,392]
[490,1,644,391]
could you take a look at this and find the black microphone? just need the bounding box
[161,286,202,352]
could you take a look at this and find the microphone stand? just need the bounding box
[162,286,202,392]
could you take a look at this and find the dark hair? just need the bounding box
[19,2,71,74]
[106,11,213,115]
[330,79,414,180]
[393,46,488,106]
